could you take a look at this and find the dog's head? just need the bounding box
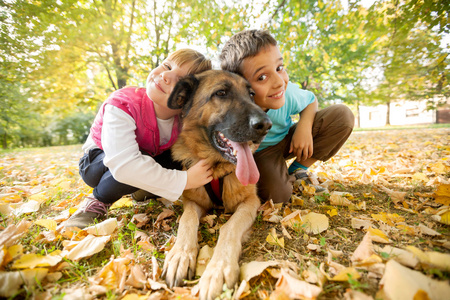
[168,70,272,185]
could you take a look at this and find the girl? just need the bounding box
[65,49,213,229]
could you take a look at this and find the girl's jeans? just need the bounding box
[78,148,181,204]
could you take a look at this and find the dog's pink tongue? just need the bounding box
[229,141,259,186]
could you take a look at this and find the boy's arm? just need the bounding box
[289,97,318,161]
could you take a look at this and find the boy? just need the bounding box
[220,29,354,203]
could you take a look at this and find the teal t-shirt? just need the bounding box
[257,81,315,152]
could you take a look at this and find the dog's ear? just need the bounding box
[167,75,199,115]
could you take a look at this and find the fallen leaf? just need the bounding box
[200,215,216,227]
[125,264,147,288]
[12,250,63,269]
[84,218,118,236]
[273,268,322,299]
[109,197,133,209]
[406,246,450,272]
[351,218,373,230]
[131,213,150,228]
[330,191,353,206]
[327,208,338,217]
[379,186,407,204]
[0,268,48,297]
[378,260,450,300]
[13,200,40,216]
[35,219,57,231]
[351,233,374,263]
[266,227,285,248]
[374,245,418,268]
[0,220,31,247]
[367,227,391,243]
[154,208,175,229]
[344,289,374,300]
[417,224,441,236]
[302,212,329,234]
[433,184,450,205]
[240,260,280,282]
[64,234,111,261]
[122,293,151,300]
[330,267,361,281]
[281,210,303,231]
[196,245,214,277]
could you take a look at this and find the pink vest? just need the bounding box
[90,87,180,156]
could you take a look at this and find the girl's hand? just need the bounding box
[289,126,313,162]
[185,159,213,190]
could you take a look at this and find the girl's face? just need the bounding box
[241,45,289,111]
[146,58,193,109]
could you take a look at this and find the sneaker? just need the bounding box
[131,189,157,201]
[64,195,111,229]
[293,169,326,193]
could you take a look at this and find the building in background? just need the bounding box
[358,98,450,128]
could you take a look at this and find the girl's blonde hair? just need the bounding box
[168,48,212,75]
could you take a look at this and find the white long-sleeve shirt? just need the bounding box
[82,105,187,201]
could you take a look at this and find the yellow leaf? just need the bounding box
[0,268,48,297]
[28,192,47,204]
[122,293,151,300]
[0,193,22,203]
[301,180,316,196]
[371,212,405,225]
[368,227,391,243]
[281,210,303,231]
[266,228,285,248]
[440,211,450,225]
[7,244,23,260]
[110,197,133,209]
[330,191,352,206]
[302,212,329,235]
[35,219,57,231]
[327,209,338,217]
[290,194,304,206]
[428,162,449,174]
[396,224,417,235]
[12,251,63,269]
[406,246,450,272]
[330,267,360,281]
[69,207,78,214]
[412,173,428,183]
[433,184,450,206]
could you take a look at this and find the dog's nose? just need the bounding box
[250,114,272,135]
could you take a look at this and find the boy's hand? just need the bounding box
[185,159,213,190]
[289,126,313,162]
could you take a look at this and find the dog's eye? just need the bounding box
[215,90,227,97]
[249,91,255,98]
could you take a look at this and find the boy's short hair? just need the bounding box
[220,29,277,75]
[169,48,212,75]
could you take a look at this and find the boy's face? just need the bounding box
[146,58,193,109]
[241,45,289,111]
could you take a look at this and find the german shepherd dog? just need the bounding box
[163,70,272,299]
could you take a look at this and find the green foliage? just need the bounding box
[1,0,448,148]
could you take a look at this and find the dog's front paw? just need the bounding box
[163,242,198,288]
[197,258,240,300]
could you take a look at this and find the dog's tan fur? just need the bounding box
[163,70,270,299]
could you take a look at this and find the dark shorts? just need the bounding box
[78,148,182,204]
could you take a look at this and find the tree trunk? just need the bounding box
[2,132,7,149]
[356,100,361,128]
[386,101,391,125]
